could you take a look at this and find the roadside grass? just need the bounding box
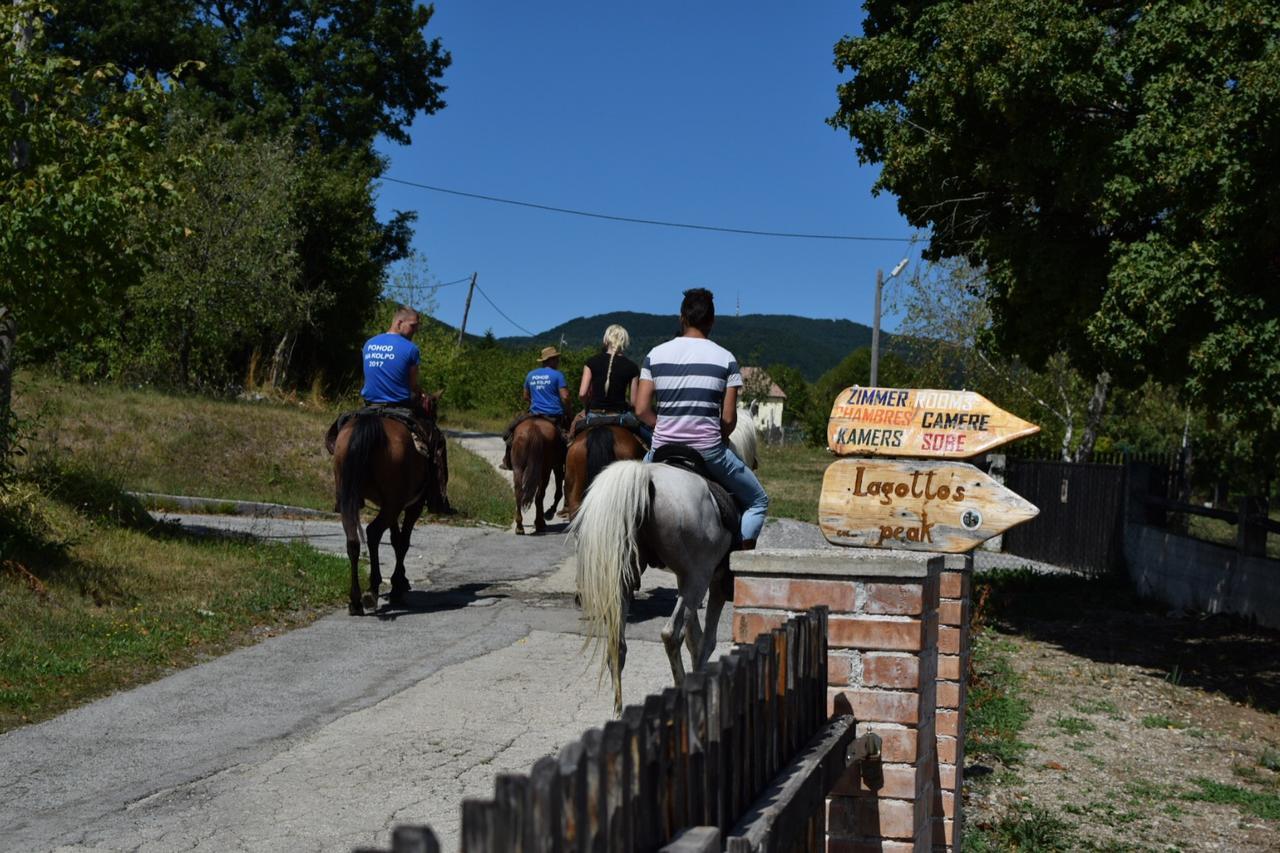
[753,442,830,523]
[0,460,351,732]
[964,631,1032,767]
[1183,777,1280,820]
[14,369,510,526]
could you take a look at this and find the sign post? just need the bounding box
[827,386,1039,459]
[819,386,1041,553]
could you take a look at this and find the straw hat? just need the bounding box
[538,345,560,363]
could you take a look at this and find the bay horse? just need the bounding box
[570,412,758,714]
[331,396,443,615]
[510,416,565,535]
[563,424,646,518]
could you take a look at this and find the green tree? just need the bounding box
[45,0,452,386]
[121,119,312,390]
[1,2,179,366]
[830,0,1279,448]
[805,348,914,447]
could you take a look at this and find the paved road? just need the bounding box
[0,433,1059,853]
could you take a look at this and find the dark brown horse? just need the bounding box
[510,417,565,534]
[564,425,646,518]
[331,397,444,615]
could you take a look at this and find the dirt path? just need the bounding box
[967,573,1280,851]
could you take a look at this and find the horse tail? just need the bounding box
[729,409,759,470]
[338,413,387,534]
[516,425,544,510]
[570,459,652,681]
[584,426,617,488]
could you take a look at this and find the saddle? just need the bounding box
[570,413,650,449]
[324,406,451,514]
[650,444,740,601]
[651,445,741,541]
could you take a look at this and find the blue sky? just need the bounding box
[374,1,918,339]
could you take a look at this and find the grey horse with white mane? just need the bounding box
[570,413,758,714]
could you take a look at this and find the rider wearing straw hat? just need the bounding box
[500,345,570,469]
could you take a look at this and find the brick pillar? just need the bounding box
[933,558,972,852]
[732,551,943,853]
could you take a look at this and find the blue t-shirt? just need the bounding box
[360,333,420,403]
[525,366,567,415]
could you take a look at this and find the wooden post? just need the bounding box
[494,774,530,853]
[391,825,440,853]
[528,756,562,853]
[1238,496,1269,558]
[457,272,477,345]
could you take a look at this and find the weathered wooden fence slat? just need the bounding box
[369,608,861,853]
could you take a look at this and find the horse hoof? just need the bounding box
[515,528,525,536]
[361,591,377,610]
[349,602,364,616]
[389,586,409,605]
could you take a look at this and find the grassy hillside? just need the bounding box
[13,370,510,524]
[497,311,899,380]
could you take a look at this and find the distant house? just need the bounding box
[739,366,786,430]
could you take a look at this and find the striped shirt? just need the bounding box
[641,337,742,450]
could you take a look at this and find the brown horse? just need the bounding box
[564,425,646,518]
[510,417,565,534]
[332,399,443,615]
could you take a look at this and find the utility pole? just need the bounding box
[869,257,909,387]
[456,272,476,346]
[869,268,884,387]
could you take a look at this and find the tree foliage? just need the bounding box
[122,119,312,389]
[1,2,179,359]
[830,0,1280,442]
[44,0,452,386]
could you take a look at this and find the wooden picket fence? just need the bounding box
[358,607,869,853]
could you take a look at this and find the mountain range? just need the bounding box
[496,312,898,381]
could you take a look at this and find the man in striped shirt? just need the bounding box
[633,288,769,550]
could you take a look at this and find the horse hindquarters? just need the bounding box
[335,415,388,615]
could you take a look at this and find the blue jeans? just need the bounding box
[646,443,768,542]
[585,410,653,444]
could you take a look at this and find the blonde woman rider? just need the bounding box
[577,324,653,443]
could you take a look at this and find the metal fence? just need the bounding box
[1001,456,1128,576]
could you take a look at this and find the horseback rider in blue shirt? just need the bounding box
[361,306,424,407]
[501,345,570,470]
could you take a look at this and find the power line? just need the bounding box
[383,176,915,243]
[427,276,473,290]
[473,283,537,337]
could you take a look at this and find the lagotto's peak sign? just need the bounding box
[827,387,1040,459]
[819,458,1039,553]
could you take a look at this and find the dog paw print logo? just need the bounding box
[961,509,982,531]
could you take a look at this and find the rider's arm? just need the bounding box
[634,379,657,428]
[559,386,571,409]
[628,376,639,403]
[523,386,532,405]
[578,366,593,407]
[408,363,423,401]
[721,385,739,441]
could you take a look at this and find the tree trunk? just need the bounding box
[0,307,15,464]
[267,331,295,390]
[1072,371,1111,463]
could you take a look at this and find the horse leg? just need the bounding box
[696,564,729,671]
[343,515,363,616]
[363,512,390,610]
[533,469,548,533]
[390,502,423,604]
[513,471,525,535]
[660,594,688,687]
[546,463,564,521]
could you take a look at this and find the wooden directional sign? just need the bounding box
[818,458,1039,553]
[827,387,1040,459]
